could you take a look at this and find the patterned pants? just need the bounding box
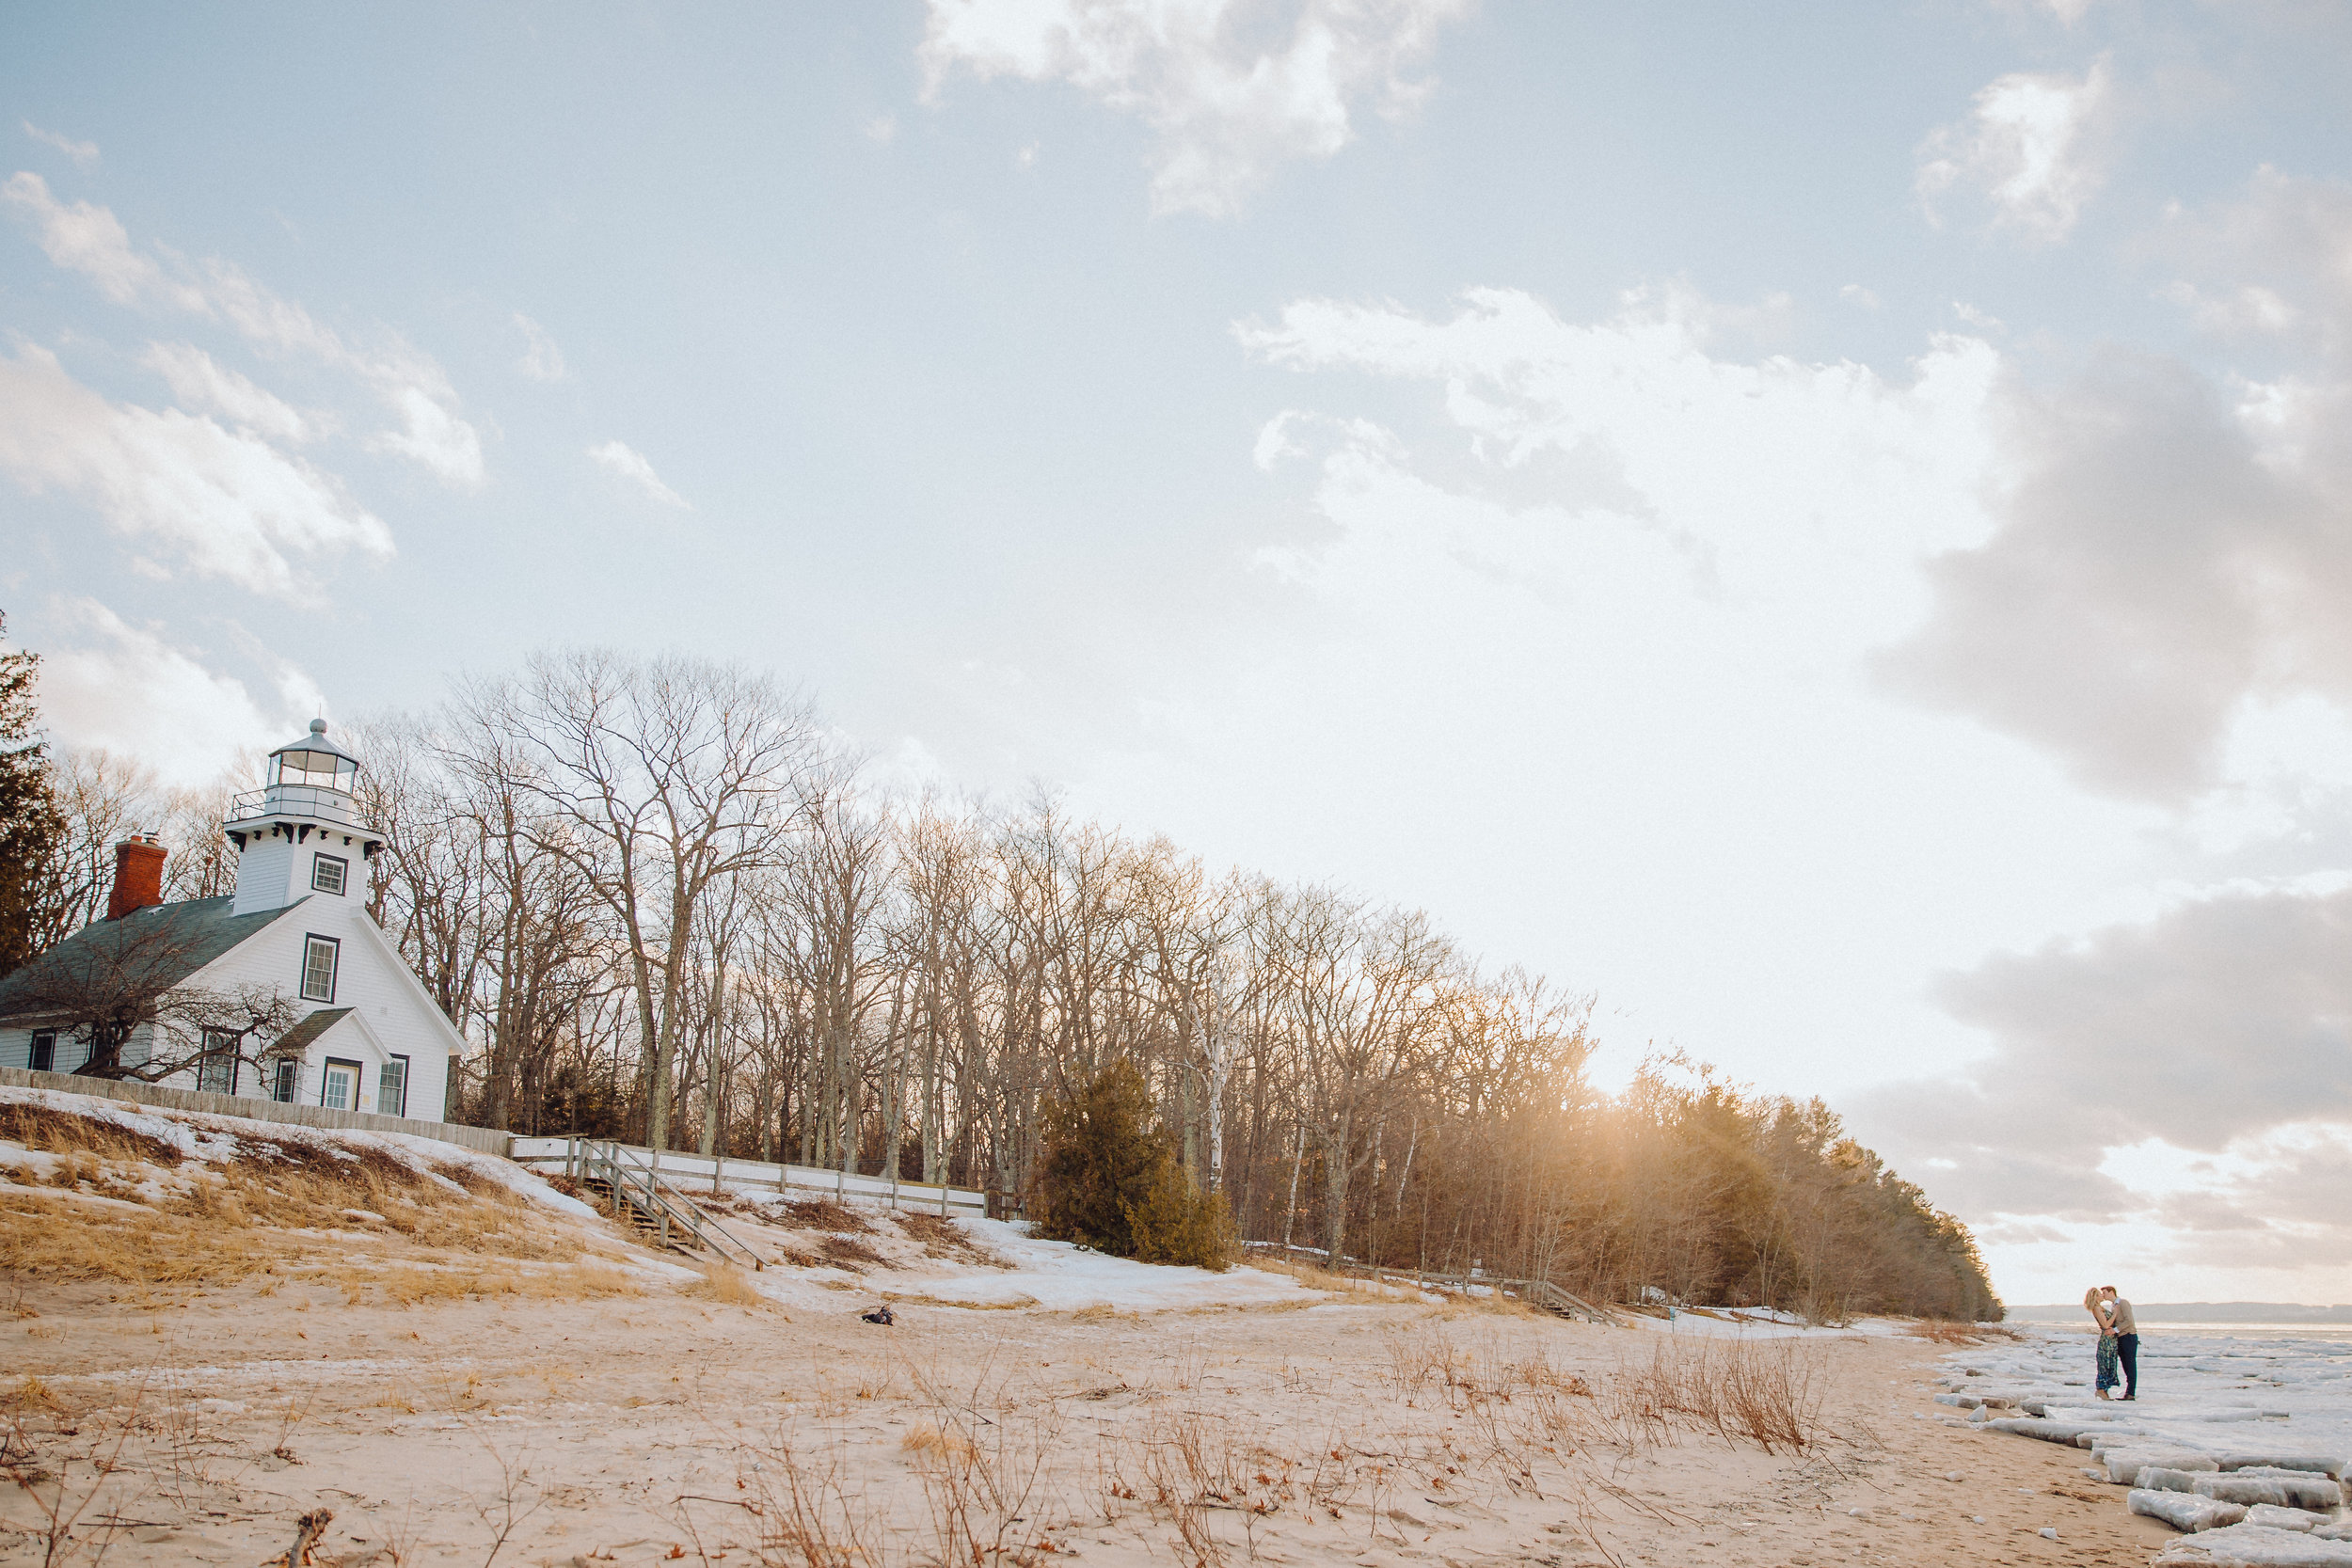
[2096,1335,2120,1391]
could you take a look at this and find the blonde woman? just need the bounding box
[2084,1287,2120,1398]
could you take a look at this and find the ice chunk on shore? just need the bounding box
[2219,1458,2350,1481]
[2243,1506,2320,1533]
[1984,1417,2093,1443]
[2179,1473,2345,1512]
[2131,1489,2249,1532]
[2154,1523,2352,1564]
[2134,1466,2342,1510]
[2113,1453,2224,1485]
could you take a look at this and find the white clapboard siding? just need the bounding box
[510,1137,987,1218]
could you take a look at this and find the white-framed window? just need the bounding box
[28,1030,56,1072]
[197,1029,239,1095]
[300,934,341,1002]
[379,1054,409,1118]
[271,1058,300,1103]
[321,1058,360,1112]
[311,853,348,895]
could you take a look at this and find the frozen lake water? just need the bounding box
[1938,1322,2352,1462]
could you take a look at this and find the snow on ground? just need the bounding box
[0,1084,597,1220]
[689,1180,1345,1313]
[894,1218,1333,1309]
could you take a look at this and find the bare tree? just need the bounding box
[29,750,161,950]
[3,911,298,1084]
[472,651,822,1149]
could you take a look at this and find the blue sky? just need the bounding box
[6,1,2352,1304]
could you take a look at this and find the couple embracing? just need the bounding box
[2083,1284,2139,1400]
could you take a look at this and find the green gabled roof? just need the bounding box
[0,896,308,1022]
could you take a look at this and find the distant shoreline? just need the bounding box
[2003,1302,2352,1323]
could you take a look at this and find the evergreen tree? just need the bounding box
[0,611,64,978]
[1033,1059,1232,1269]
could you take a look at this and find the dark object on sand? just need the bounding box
[861,1304,896,1325]
[265,1509,334,1566]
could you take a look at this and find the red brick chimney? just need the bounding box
[105,835,167,920]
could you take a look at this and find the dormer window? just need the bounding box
[311,853,348,895]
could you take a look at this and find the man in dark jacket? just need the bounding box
[2100,1287,2138,1400]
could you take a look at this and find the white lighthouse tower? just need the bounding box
[226,720,384,916]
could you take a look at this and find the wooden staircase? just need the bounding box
[572,1138,766,1271]
[1240,1243,1619,1324]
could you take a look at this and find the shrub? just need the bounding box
[1124,1160,1233,1272]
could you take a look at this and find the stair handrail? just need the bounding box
[1236,1242,1618,1324]
[575,1137,766,1272]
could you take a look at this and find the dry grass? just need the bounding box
[813,1233,887,1272]
[896,1211,1009,1268]
[683,1264,775,1309]
[882,1291,1039,1312]
[3,1375,63,1416]
[901,1422,978,1461]
[0,1101,598,1292]
[771,1198,874,1233]
[326,1260,642,1307]
[0,1101,184,1167]
[0,1189,283,1285]
[1070,1303,1141,1324]
[734,1433,878,1568]
[1246,1255,1423,1303]
[1904,1320,2022,1344]
[1610,1337,1828,1455]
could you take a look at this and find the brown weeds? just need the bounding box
[1609,1337,1827,1455]
[737,1433,876,1568]
[0,1101,185,1167]
[1903,1320,2021,1344]
[772,1198,873,1233]
[685,1264,774,1309]
[816,1234,887,1271]
[896,1212,1008,1268]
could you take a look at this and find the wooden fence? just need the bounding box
[509,1136,988,1219]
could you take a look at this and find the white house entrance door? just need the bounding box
[322,1061,358,1112]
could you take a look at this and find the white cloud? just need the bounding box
[920,0,1470,217]
[512,312,566,382]
[1,170,485,487]
[1852,883,2352,1288]
[1883,349,2352,802]
[0,344,391,597]
[22,120,99,168]
[865,113,899,145]
[370,381,486,487]
[1,170,204,309]
[141,341,314,444]
[32,597,323,789]
[587,439,691,509]
[1916,57,2114,243]
[2157,167,2352,360]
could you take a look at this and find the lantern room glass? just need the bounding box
[272,748,357,791]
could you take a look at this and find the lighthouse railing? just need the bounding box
[229,784,361,827]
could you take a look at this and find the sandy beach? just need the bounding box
[4,1269,2193,1567]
